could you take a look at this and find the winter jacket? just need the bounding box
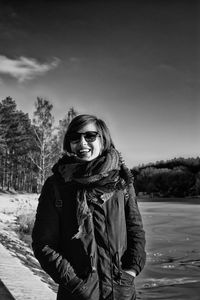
[32,175,146,300]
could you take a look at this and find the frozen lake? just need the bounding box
[135,201,200,300]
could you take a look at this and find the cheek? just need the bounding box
[97,140,103,155]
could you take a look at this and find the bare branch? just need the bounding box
[32,126,42,147]
[28,153,42,171]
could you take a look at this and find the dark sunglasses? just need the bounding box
[68,131,100,143]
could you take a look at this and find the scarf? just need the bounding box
[52,147,132,270]
[57,146,120,184]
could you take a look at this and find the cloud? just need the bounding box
[0,55,60,82]
[157,63,176,72]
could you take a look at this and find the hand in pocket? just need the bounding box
[71,272,99,300]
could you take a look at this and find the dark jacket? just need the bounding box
[32,175,146,300]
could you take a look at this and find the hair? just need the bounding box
[63,114,115,154]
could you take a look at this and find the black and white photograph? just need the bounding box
[0,1,199,299]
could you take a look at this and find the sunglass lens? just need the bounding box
[69,131,99,143]
[69,133,80,142]
[85,132,98,142]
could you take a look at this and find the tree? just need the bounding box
[57,107,77,152]
[31,97,55,191]
[0,97,17,190]
[0,96,79,193]
[0,123,5,152]
[0,97,34,191]
[132,157,200,198]
[194,171,200,195]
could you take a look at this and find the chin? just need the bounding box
[76,156,92,162]
[79,156,97,162]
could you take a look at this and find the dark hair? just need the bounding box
[63,114,115,154]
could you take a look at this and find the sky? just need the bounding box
[0,0,199,167]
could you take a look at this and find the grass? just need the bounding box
[16,212,35,235]
[16,210,36,247]
[13,196,37,246]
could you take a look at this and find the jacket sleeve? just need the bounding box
[32,177,80,288]
[121,183,146,275]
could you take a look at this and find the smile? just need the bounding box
[78,149,91,155]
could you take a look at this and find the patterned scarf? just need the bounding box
[57,146,121,184]
[52,147,131,269]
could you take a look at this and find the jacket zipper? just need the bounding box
[89,205,97,273]
[115,251,122,285]
[104,210,114,300]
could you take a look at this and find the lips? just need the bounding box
[77,148,91,156]
[79,149,90,153]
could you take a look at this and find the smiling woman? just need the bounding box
[68,127,102,162]
[32,114,146,300]
[64,116,107,161]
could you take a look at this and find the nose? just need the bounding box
[79,135,87,145]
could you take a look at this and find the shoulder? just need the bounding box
[44,174,66,189]
[116,176,136,204]
[42,175,55,185]
[119,163,134,186]
[40,175,62,200]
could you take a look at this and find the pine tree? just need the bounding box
[0,97,17,189]
[0,97,35,191]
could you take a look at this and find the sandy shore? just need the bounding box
[0,193,58,294]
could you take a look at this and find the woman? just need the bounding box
[32,114,146,300]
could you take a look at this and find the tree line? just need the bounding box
[1,96,199,197]
[132,157,200,197]
[0,96,77,192]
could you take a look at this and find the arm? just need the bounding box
[32,177,81,288]
[121,183,146,276]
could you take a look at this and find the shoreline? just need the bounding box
[1,191,199,202]
[137,196,200,204]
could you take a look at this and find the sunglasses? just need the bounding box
[68,131,100,143]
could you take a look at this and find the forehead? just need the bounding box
[77,122,98,133]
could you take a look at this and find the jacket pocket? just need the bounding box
[113,265,136,300]
[113,252,135,287]
[113,265,135,287]
[69,272,99,300]
[113,270,136,300]
[118,269,135,286]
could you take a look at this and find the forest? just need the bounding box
[0,96,199,197]
[132,157,200,197]
[0,96,77,192]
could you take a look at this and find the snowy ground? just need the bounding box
[0,193,38,229]
[0,192,58,294]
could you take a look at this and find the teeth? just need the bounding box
[79,149,90,153]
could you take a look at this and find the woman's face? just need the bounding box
[69,122,103,161]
